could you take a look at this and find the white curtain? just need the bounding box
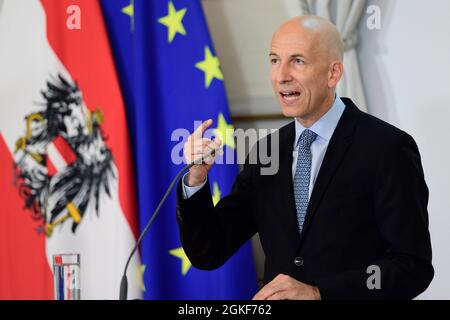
[299,0,367,112]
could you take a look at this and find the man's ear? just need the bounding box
[328,61,344,88]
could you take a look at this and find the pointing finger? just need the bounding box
[193,119,213,140]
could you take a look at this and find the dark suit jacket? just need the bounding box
[176,98,433,299]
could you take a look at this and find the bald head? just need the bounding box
[269,15,345,126]
[273,15,344,62]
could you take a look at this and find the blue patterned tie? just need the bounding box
[293,129,318,233]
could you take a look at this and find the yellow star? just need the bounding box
[213,113,235,149]
[212,182,221,206]
[158,1,187,43]
[121,0,134,32]
[195,46,224,88]
[137,264,146,292]
[121,1,133,17]
[169,247,192,276]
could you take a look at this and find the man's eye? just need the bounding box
[295,58,304,65]
[270,58,279,65]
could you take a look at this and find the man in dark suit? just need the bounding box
[176,16,433,300]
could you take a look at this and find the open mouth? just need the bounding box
[280,91,301,102]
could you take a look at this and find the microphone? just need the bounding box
[119,147,218,300]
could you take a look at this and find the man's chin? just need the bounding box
[280,104,303,119]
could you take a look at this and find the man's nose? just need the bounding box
[275,63,293,84]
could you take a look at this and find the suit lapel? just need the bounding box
[299,99,360,242]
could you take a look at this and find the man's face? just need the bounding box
[270,26,331,120]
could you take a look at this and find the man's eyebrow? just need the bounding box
[269,53,306,59]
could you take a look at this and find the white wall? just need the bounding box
[202,0,300,116]
[359,0,450,299]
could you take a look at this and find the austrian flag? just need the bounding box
[0,0,141,299]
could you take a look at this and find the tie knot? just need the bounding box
[298,129,317,150]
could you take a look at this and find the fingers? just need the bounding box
[189,138,222,165]
[192,119,213,140]
[202,137,222,165]
[252,274,293,300]
[185,120,224,167]
[213,137,224,156]
[190,138,217,154]
[253,275,286,300]
[253,288,284,301]
[267,291,290,301]
[253,274,318,300]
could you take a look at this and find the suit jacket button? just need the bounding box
[294,257,304,267]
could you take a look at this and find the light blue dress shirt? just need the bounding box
[182,96,346,199]
[292,96,346,199]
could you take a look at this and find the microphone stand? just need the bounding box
[119,149,217,300]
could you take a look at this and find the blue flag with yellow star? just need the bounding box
[100,0,257,299]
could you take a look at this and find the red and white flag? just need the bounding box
[0,0,141,299]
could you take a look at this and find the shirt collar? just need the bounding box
[294,96,346,148]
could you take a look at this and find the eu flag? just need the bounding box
[101,0,257,299]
